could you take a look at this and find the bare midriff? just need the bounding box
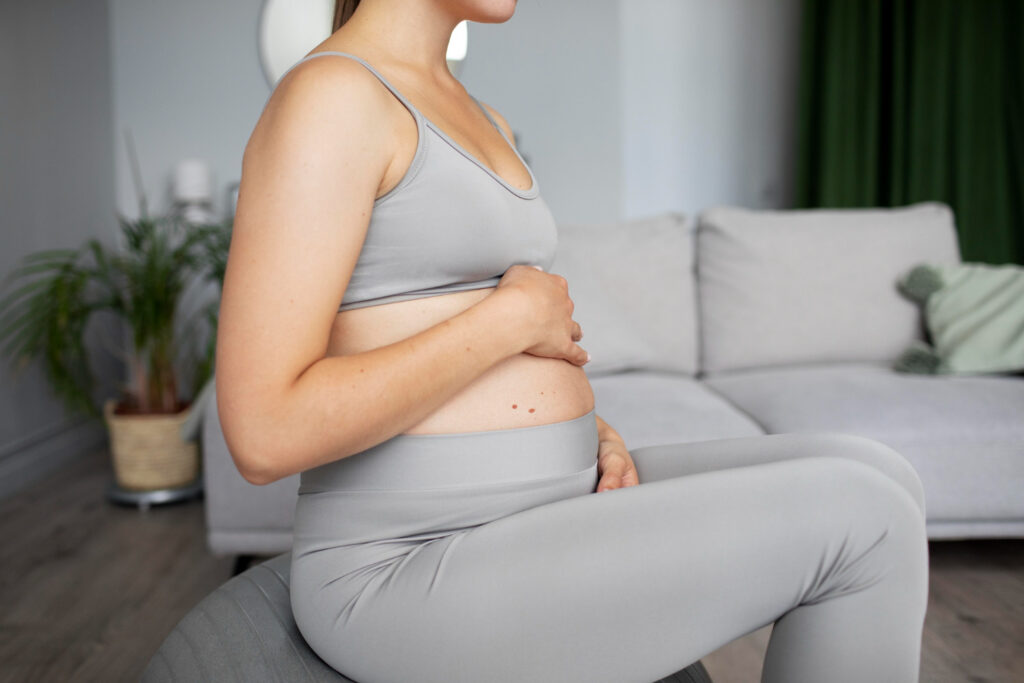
[326,286,595,435]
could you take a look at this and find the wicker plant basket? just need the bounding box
[103,398,199,491]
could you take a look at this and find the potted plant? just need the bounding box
[0,206,231,493]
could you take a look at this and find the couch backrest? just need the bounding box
[695,202,962,375]
[550,211,699,377]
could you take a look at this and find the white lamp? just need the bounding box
[173,158,215,224]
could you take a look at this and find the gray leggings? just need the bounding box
[290,409,929,683]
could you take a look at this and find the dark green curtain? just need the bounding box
[794,0,1024,265]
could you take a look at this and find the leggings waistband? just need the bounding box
[299,409,598,493]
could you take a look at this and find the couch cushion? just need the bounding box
[696,202,962,375]
[589,371,763,448]
[550,212,699,377]
[703,363,1024,524]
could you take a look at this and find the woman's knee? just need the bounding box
[811,456,930,606]
[796,433,926,518]
[808,455,929,579]
[795,456,928,579]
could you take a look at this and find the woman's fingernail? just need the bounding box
[586,352,592,363]
[532,265,544,271]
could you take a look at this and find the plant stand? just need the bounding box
[106,476,204,511]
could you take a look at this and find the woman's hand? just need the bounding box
[596,436,640,492]
[494,264,589,367]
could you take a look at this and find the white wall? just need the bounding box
[109,0,624,224]
[460,0,623,225]
[621,0,803,219]
[0,0,116,498]
[109,0,269,218]
[108,0,801,224]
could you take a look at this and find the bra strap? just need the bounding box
[279,52,514,147]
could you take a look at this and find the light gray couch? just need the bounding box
[203,202,1024,556]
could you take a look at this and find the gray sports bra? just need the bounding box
[275,51,558,312]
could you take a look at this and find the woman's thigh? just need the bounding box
[629,431,926,517]
[309,445,927,683]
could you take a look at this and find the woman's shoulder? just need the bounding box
[247,53,396,161]
[268,51,389,114]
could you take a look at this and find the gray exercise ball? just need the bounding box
[142,552,714,682]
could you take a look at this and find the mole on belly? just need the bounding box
[529,408,535,413]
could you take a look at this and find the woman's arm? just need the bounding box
[216,60,537,485]
[226,292,533,485]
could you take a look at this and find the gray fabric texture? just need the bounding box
[924,519,1024,540]
[142,553,714,683]
[703,361,1024,522]
[288,417,927,683]
[142,554,353,682]
[273,51,559,312]
[587,370,764,447]
[204,361,1024,555]
[203,382,298,555]
[696,202,962,374]
[549,212,700,377]
[201,200,1023,559]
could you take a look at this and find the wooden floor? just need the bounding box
[0,448,1021,682]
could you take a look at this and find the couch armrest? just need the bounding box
[202,383,299,556]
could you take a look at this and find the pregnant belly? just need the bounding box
[400,351,595,435]
[327,287,595,436]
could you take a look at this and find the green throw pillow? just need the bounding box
[894,262,1024,375]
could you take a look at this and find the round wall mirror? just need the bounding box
[257,0,469,88]
[258,0,334,88]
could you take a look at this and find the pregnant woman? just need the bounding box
[216,1,930,681]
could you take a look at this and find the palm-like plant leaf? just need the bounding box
[0,209,233,420]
